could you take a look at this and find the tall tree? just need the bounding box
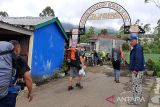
[156,19,160,36]
[0,11,8,17]
[143,24,151,34]
[153,19,160,35]
[145,0,160,9]
[80,26,95,42]
[86,26,95,37]
[158,19,160,25]
[118,24,129,40]
[39,6,55,17]
[119,24,124,34]
[100,29,108,35]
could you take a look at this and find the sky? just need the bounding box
[0,0,160,31]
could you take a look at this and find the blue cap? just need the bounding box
[128,35,138,40]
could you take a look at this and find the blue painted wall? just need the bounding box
[31,23,65,78]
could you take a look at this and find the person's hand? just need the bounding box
[133,71,138,77]
[83,65,86,69]
[123,62,126,67]
[28,93,33,102]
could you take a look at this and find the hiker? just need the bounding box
[111,46,125,83]
[0,40,33,107]
[106,53,111,61]
[128,35,145,105]
[67,45,85,91]
[93,50,98,65]
[101,50,106,62]
[97,51,103,66]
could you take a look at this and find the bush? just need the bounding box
[122,42,130,51]
[157,72,160,77]
[154,62,160,77]
[143,46,151,54]
[105,61,112,65]
[146,59,155,70]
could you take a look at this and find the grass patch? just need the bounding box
[124,52,160,63]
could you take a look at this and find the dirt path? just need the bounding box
[16,66,154,107]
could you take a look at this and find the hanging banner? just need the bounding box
[70,28,79,47]
[71,35,78,48]
[129,25,139,33]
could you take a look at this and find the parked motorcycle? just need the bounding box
[97,53,103,66]
[84,52,94,66]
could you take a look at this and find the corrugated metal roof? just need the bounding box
[0,17,75,32]
[0,21,33,35]
[0,16,53,26]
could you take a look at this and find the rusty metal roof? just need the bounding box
[0,16,53,26]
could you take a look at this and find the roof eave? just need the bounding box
[35,17,68,40]
[0,21,33,36]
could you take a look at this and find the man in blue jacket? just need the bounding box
[128,35,145,105]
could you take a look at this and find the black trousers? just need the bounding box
[0,93,18,107]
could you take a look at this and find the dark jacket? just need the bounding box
[129,44,145,72]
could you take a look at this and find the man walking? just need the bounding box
[111,46,125,83]
[67,45,85,91]
[128,35,145,104]
[93,50,98,66]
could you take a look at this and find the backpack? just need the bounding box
[66,48,81,68]
[0,41,14,99]
[112,47,121,61]
[67,48,77,62]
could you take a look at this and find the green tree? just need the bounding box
[143,24,151,34]
[80,26,95,42]
[86,26,95,37]
[0,11,8,17]
[158,19,160,25]
[144,20,160,54]
[119,24,124,34]
[121,35,130,40]
[145,0,160,9]
[118,24,129,40]
[100,29,108,35]
[39,6,55,17]
[143,38,148,44]
[157,19,160,35]
[122,42,130,51]
[153,19,160,39]
[116,34,121,38]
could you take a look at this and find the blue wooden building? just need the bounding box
[0,17,68,80]
[31,18,68,79]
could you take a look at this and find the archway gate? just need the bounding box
[70,1,145,47]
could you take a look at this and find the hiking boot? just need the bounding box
[68,86,74,91]
[76,83,83,89]
[116,80,120,83]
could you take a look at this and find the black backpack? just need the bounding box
[0,41,14,99]
[112,47,121,61]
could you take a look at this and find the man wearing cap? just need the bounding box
[128,35,145,104]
